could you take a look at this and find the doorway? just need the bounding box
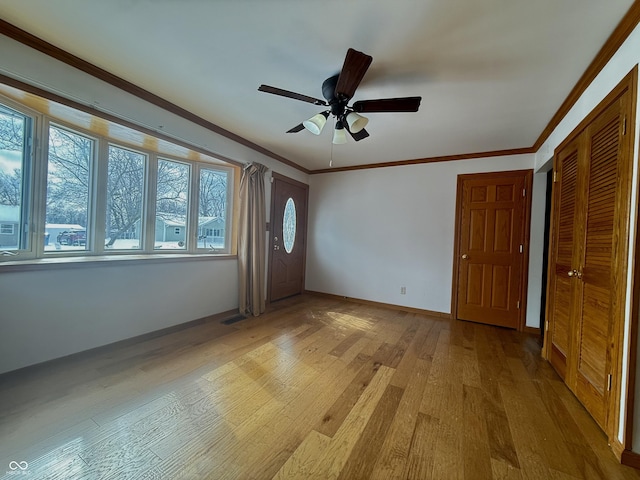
[452,169,533,330]
[268,173,309,303]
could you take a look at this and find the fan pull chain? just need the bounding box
[330,135,334,167]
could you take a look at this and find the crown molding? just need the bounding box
[309,147,535,174]
[0,18,310,175]
[1,1,639,176]
[532,1,640,151]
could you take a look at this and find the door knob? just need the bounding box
[462,254,469,260]
[568,270,575,277]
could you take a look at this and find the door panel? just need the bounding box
[268,174,308,303]
[573,100,622,430]
[547,141,580,379]
[456,172,529,329]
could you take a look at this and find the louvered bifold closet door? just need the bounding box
[547,139,581,380]
[573,98,624,430]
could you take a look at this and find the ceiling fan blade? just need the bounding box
[258,85,328,106]
[344,121,370,142]
[352,97,422,113]
[335,48,373,101]
[287,123,305,133]
[348,127,369,142]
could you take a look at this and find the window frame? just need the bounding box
[194,163,234,253]
[0,92,236,264]
[44,121,97,257]
[0,98,38,259]
[102,142,148,253]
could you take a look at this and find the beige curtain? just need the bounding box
[238,162,269,316]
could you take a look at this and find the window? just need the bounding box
[0,88,236,263]
[106,145,146,250]
[155,159,190,250]
[283,197,296,253]
[198,167,228,249]
[46,125,94,252]
[0,103,32,253]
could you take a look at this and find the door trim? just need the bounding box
[450,169,533,331]
[267,172,309,304]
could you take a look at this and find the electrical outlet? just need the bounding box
[400,286,406,295]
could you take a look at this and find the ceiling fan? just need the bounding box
[258,48,422,144]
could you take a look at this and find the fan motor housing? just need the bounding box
[322,74,348,116]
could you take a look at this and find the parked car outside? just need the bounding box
[56,229,86,246]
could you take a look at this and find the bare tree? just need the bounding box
[199,169,227,218]
[0,114,229,246]
[0,105,24,152]
[0,168,20,206]
[105,146,144,246]
[46,126,92,227]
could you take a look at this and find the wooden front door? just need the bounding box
[454,170,532,330]
[268,173,308,303]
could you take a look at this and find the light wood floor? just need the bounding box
[1,294,639,480]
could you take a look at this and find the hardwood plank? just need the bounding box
[462,384,493,479]
[370,358,432,479]
[404,412,440,480]
[1,295,639,480]
[337,384,404,480]
[271,365,395,479]
[315,357,385,437]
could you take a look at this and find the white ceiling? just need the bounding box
[0,0,635,171]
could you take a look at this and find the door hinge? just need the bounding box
[517,300,520,309]
[545,320,549,331]
[553,171,558,183]
[522,188,526,197]
[607,373,612,391]
[519,244,523,253]
[623,116,627,135]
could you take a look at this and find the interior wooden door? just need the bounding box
[455,171,531,329]
[544,68,636,439]
[572,98,624,430]
[268,173,308,303]
[546,138,581,380]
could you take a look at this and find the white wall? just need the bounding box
[0,260,237,374]
[306,153,542,326]
[0,35,309,374]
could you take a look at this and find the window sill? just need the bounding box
[0,252,237,273]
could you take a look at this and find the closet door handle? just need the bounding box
[568,270,575,277]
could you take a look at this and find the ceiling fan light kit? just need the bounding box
[345,111,368,133]
[332,120,348,145]
[258,48,422,145]
[303,111,329,135]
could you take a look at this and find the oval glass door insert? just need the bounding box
[283,197,296,253]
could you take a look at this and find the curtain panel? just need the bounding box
[238,162,268,316]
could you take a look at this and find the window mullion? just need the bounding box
[93,139,109,254]
[31,117,49,259]
[144,153,158,252]
[188,163,200,252]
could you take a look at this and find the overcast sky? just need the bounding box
[0,149,21,173]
